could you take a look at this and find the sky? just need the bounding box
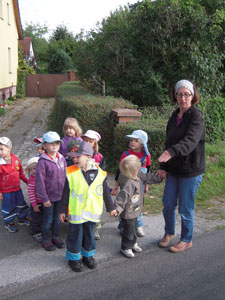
[19,0,138,37]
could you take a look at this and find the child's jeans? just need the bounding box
[66,221,96,261]
[42,201,61,242]
[31,204,43,234]
[121,217,137,250]
[1,190,29,224]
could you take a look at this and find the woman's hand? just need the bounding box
[156,169,167,180]
[158,150,172,163]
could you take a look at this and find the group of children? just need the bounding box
[0,117,162,272]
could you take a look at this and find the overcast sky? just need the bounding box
[19,0,138,36]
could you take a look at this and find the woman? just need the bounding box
[157,79,205,253]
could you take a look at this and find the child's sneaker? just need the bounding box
[120,248,135,258]
[132,243,142,253]
[68,260,83,272]
[52,238,65,248]
[32,232,42,243]
[5,223,18,233]
[82,256,97,269]
[42,241,56,251]
[137,226,145,237]
[94,229,100,240]
[18,219,30,226]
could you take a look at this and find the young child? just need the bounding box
[36,131,67,251]
[59,117,83,158]
[33,137,44,157]
[82,130,106,170]
[26,157,43,243]
[60,140,116,272]
[114,155,161,258]
[111,130,151,237]
[0,137,29,233]
[82,130,106,240]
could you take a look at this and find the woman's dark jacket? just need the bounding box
[160,105,205,178]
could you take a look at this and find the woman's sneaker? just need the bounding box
[120,248,135,258]
[32,232,42,243]
[137,226,145,237]
[5,223,18,233]
[132,243,142,253]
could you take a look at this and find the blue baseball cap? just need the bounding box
[42,131,62,144]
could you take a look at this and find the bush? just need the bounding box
[0,107,6,116]
[198,97,225,143]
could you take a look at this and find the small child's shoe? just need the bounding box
[132,243,142,253]
[32,232,42,243]
[68,260,83,272]
[5,223,18,233]
[18,219,30,226]
[137,226,145,237]
[120,248,135,258]
[42,241,56,251]
[52,238,65,248]
[94,229,101,240]
[82,256,97,269]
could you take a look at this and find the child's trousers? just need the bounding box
[66,221,96,261]
[121,217,137,250]
[30,205,43,234]
[1,190,29,224]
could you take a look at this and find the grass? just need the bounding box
[143,141,225,217]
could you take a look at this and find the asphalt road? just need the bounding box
[2,229,225,300]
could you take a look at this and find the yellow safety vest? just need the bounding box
[66,165,107,224]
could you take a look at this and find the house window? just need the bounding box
[0,0,3,19]
[8,47,12,73]
[7,2,10,25]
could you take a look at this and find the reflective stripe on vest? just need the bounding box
[66,165,106,224]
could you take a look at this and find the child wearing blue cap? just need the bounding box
[36,131,67,251]
[111,130,151,237]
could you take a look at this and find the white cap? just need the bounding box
[0,137,12,148]
[82,130,101,142]
[26,157,39,170]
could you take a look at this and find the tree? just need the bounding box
[48,49,72,74]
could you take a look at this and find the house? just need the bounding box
[19,36,37,69]
[0,0,23,102]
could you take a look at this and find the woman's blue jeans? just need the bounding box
[162,173,202,242]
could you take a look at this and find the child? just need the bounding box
[33,137,44,157]
[82,130,106,240]
[111,130,151,237]
[82,130,106,170]
[36,131,67,251]
[59,117,83,158]
[114,155,161,258]
[0,137,29,233]
[60,140,116,272]
[26,157,43,243]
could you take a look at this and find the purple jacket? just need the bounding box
[36,152,66,203]
[59,136,83,157]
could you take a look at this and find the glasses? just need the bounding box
[176,93,192,98]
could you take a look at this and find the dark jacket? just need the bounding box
[36,152,66,203]
[114,171,161,219]
[160,105,205,177]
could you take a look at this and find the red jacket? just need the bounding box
[0,153,28,193]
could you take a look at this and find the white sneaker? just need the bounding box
[137,226,145,237]
[132,243,142,253]
[120,248,135,258]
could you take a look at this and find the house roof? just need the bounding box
[13,0,23,39]
[19,37,32,56]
